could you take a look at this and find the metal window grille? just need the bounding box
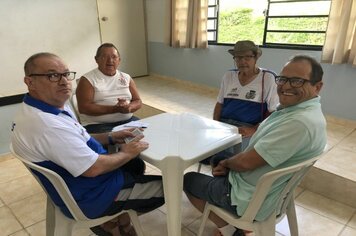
[208,0,331,50]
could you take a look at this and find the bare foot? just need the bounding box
[110,226,121,236]
[101,220,118,232]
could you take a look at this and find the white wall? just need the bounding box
[0,0,101,97]
[145,0,169,43]
[0,0,101,154]
[145,0,356,121]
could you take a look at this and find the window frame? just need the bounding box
[207,0,219,43]
[207,0,331,51]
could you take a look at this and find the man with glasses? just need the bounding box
[11,52,164,235]
[184,55,327,236]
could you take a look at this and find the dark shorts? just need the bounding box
[84,116,140,133]
[101,172,165,216]
[183,172,237,215]
[199,143,242,165]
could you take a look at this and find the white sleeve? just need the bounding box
[217,73,228,104]
[263,72,279,112]
[40,120,99,177]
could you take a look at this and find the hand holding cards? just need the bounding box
[124,128,143,144]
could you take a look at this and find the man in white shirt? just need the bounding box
[12,52,164,235]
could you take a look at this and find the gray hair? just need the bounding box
[95,43,120,58]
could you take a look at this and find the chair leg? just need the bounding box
[286,200,298,236]
[197,204,211,236]
[197,163,202,172]
[46,198,55,236]
[54,208,74,236]
[254,214,275,236]
[127,210,144,236]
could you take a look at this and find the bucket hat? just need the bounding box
[228,40,262,58]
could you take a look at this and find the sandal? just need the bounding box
[119,223,137,236]
[90,225,112,236]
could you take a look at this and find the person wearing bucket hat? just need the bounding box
[199,40,278,165]
[227,40,262,59]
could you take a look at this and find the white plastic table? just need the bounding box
[139,113,242,236]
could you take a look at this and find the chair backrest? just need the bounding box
[10,144,89,221]
[69,92,81,123]
[240,153,324,222]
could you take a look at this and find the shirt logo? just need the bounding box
[74,122,85,136]
[227,88,239,97]
[245,90,256,99]
[118,72,127,86]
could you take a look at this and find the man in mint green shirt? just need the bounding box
[184,55,327,236]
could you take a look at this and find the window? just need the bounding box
[207,0,219,42]
[207,0,332,50]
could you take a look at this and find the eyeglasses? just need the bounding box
[233,55,255,61]
[275,76,312,88]
[29,72,76,82]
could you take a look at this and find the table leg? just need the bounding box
[161,156,184,236]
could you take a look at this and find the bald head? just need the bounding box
[24,52,60,76]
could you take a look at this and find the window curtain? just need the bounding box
[170,0,208,48]
[321,0,356,66]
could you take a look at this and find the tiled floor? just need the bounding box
[1,75,356,236]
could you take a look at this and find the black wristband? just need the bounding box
[108,132,115,145]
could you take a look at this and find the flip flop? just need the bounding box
[90,225,112,236]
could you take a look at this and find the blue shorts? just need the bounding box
[183,172,237,215]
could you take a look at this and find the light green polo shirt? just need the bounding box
[228,96,327,221]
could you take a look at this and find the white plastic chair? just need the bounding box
[10,144,144,236]
[68,92,81,123]
[197,151,326,236]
